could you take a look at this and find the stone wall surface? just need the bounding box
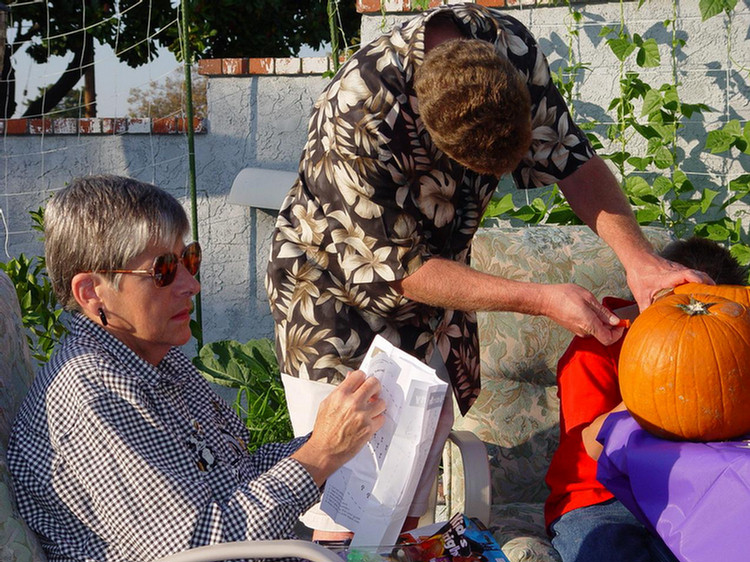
[1,0,748,350]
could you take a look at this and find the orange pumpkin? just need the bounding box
[619,292,750,441]
[672,282,750,308]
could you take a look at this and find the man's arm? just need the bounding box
[558,155,712,310]
[391,257,626,345]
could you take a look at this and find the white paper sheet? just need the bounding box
[320,335,449,547]
[280,374,336,437]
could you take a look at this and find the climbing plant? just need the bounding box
[484,0,750,270]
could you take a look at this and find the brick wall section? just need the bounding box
[0,117,207,136]
[197,56,332,77]
[356,0,509,12]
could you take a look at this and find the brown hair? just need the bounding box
[660,236,748,285]
[414,39,532,177]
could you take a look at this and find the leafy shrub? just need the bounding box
[192,338,293,452]
[0,209,67,365]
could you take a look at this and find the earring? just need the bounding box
[98,307,108,327]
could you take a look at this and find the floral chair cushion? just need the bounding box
[0,270,48,561]
[449,224,672,562]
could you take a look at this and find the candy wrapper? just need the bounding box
[332,513,510,562]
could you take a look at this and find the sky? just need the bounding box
[7,32,323,119]
[8,40,185,118]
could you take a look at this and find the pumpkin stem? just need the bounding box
[676,297,716,316]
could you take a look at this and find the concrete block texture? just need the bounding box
[1,0,749,351]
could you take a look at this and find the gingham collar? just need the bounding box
[69,312,192,387]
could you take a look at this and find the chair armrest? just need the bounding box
[447,430,491,526]
[154,539,343,562]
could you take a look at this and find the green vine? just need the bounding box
[0,209,67,365]
[484,0,750,272]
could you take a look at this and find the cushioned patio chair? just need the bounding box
[445,224,672,562]
[0,268,489,561]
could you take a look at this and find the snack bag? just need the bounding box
[397,513,510,562]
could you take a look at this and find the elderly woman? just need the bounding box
[7,175,385,561]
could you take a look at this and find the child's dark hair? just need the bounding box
[660,236,748,285]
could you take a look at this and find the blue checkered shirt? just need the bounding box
[8,313,318,561]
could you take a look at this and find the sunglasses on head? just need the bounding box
[89,242,201,288]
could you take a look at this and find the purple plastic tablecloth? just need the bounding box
[597,411,750,562]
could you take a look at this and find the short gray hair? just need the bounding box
[44,175,191,311]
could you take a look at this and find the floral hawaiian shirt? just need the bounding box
[266,3,594,415]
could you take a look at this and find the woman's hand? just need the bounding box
[292,370,386,487]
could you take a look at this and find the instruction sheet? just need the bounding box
[321,335,448,547]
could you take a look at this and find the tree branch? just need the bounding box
[23,33,93,117]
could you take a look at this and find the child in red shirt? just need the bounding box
[544,237,747,562]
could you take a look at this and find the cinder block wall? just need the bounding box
[1,0,747,350]
[360,0,750,201]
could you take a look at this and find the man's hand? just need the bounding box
[558,155,714,311]
[626,253,713,312]
[292,370,386,487]
[539,283,626,346]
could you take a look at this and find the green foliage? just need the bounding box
[8,0,360,114]
[699,0,738,20]
[180,1,360,60]
[484,0,750,269]
[193,338,293,452]
[0,209,67,365]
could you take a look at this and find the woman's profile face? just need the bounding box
[97,240,200,366]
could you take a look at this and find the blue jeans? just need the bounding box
[549,499,679,562]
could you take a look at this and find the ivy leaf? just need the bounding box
[705,129,736,154]
[627,156,653,171]
[653,146,675,169]
[608,37,637,61]
[730,243,750,267]
[694,220,729,240]
[547,207,582,225]
[724,120,743,137]
[671,199,701,218]
[729,174,750,195]
[741,122,750,154]
[481,194,515,224]
[636,38,661,67]
[652,176,674,196]
[632,123,662,140]
[700,188,720,213]
[624,175,652,197]
[635,205,663,224]
[585,132,604,151]
[641,89,663,117]
[661,86,680,110]
[699,0,736,20]
[511,202,544,223]
[672,171,695,195]
[604,151,631,166]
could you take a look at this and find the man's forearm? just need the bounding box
[559,155,658,270]
[390,257,623,343]
[389,257,545,314]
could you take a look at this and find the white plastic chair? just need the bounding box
[1,266,490,562]
[156,430,491,562]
